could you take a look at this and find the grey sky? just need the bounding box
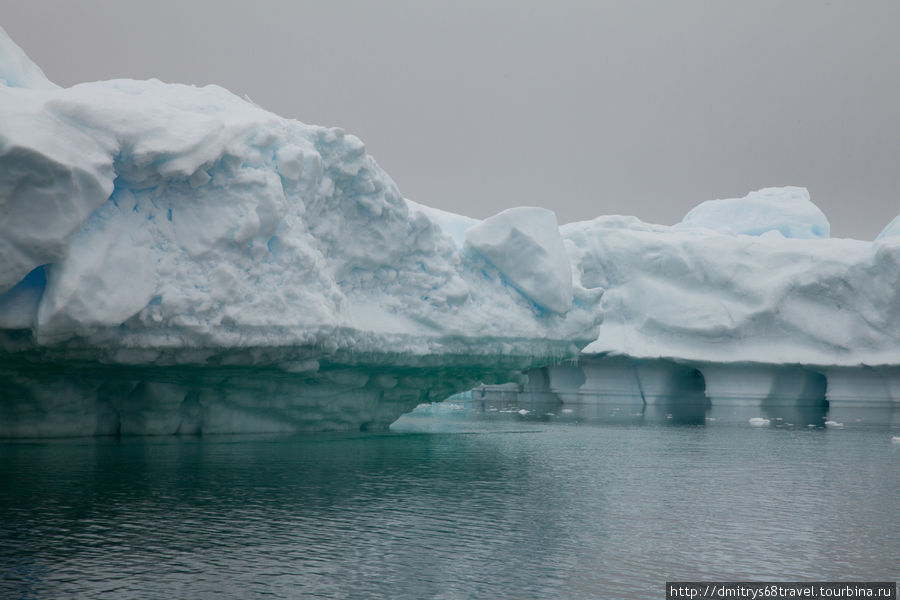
[2,0,898,239]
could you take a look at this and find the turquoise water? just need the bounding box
[1,403,898,599]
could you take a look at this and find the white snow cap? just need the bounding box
[678,186,830,239]
[465,207,573,315]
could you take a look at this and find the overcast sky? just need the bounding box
[2,0,898,239]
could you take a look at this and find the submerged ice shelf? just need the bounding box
[1,27,898,437]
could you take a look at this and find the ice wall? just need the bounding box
[471,356,899,429]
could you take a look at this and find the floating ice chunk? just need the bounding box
[466,207,573,314]
[749,417,770,426]
[892,436,900,444]
[876,215,900,240]
[824,420,843,428]
[677,187,830,239]
[517,409,530,415]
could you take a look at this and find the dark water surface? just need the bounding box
[2,405,898,599]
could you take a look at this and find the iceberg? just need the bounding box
[485,197,900,417]
[1,26,897,437]
[0,28,602,436]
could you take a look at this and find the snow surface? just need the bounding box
[677,186,830,239]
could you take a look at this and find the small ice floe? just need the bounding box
[705,417,716,421]
[517,409,530,416]
[544,412,555,417]
[824,420,843,428]
[561,408,574,414]
[891,436,900,444]
[749,417,770,426]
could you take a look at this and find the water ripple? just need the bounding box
[1,423,898,599]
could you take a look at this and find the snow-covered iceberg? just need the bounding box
[487,195,900,414]
[0,27,602,436]
[1,26,897,437]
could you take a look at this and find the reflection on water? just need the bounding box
[2,409,899,599]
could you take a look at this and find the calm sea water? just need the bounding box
[1,401,898,599]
